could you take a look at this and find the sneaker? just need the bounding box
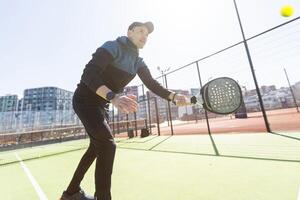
[60,188,95,200]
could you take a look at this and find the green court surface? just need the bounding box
[1,132,300,200]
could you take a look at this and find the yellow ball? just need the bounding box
[280,5,294,17]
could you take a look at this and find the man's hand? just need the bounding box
[111,94,137,114]
[173,94,189,106]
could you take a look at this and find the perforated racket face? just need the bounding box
[202,77,242,114]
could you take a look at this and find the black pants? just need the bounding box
[66,83,116,200]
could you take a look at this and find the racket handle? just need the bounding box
[174,96,202,106]
[175,102,193,107]
[174,96,198,107]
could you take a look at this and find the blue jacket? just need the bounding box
[80,36,171,100]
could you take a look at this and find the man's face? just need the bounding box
[127,26,149,49]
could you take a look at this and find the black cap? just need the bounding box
[128,21,154,34]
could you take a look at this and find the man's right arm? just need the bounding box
[81,47,137,113]
[81,48,114,93]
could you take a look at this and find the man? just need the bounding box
[60,21,187,200]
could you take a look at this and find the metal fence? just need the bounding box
[1,6,300,149]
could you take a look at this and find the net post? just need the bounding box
[144,118,148,130]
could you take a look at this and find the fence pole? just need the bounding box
[284,68,299,112]
[164,75,174,135]
[154,97,161,136]
[233,0,271,132]
[196,61,212,135]
[134,112,138,136]
[146,92,152,134]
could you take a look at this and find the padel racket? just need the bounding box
[176,77,242,115]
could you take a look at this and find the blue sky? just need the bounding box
[1,0,300,97]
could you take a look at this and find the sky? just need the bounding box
[1,0,300,98]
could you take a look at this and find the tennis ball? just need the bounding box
[280,5,294,17]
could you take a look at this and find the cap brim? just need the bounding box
[144,22,154,34]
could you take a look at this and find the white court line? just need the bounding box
[298,188,300,200]
[15,153,48,200]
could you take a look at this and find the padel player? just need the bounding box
[60,21,187,200]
